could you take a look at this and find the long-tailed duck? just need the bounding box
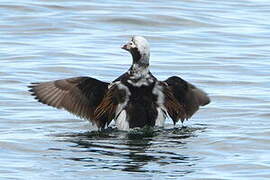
[29,36,210,131]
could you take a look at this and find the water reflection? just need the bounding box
[56,126,204,174]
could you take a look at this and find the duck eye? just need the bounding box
[129,42,133,45]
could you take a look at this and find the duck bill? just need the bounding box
[121,44,128,50]
[121,43,131,51]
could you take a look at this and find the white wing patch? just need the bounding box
[153,82,168,127]
[112,81,131,130]
[115,110,129,131]
[155,107,166,127]
[152,82,165,105]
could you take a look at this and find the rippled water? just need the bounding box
[1,0,270,179]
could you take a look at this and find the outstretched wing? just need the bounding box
[164,76,210,123]
[28,77,109,127]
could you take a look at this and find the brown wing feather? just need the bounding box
[28,77,109,127]
[94,85,117,128]
[94,84,127,128]
[161,83,187,124]
[164,76,210,123]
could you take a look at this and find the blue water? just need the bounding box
[1,0,270,179]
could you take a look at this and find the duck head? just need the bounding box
[122,36,150,66]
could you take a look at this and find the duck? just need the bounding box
[28,36,210,131]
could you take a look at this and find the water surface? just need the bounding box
[1,0,270,179]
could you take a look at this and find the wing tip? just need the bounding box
[204,97,211,106]
[200,94,211,106]
[27,82,40,91]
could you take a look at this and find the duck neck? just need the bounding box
[129,63,149,78]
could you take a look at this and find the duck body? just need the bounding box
[110,68,166,130]
[29,36,210,131]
